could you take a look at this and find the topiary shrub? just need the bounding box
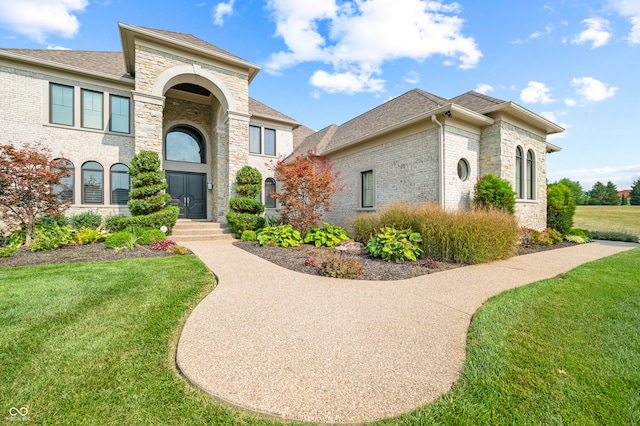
[473,173,516,214]
[127,150,171,216]
[547,183,576,235]
[69,210,102,229]
[115,206,179,233]
[235,165,262,198]
[139,229,166,245]
[303,222,350,247]
[256,224,302,247]
[365,227,423,262]
[229,197,265,214]
[226,212,266,238]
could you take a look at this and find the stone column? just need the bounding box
[133,91,165,156]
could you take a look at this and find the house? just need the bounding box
[0,23,563,231]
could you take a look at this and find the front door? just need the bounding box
[166,171,206,219]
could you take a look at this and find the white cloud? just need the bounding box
[309,69,385,94]
[571,77,617,102]
[520,81,554,104]
[403,71,420,85]
[549,164,640,189]
[564,98,577,106]
[0,0,88,43]
[531,24,554,39]
[608,0,640,43]
[212,0,235,26]
[475,83,493,94]
[265,0,482,94]
[46,45,71,50]
[572,17,612,48]
[540,111,571,139]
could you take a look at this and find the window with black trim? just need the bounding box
[249,125,261,154]
[457,158,470,181]
[165,125,206,163]
[110,163,130,205]
[52,158,74,203]
[361,170,374,208]
[82,161,104,204]
[265,178,277,208]
[110,95,130,133]
[82,89,103,130]
[50,83,74,126]
[515,146,524,199]
[526,149,535,199]
[264,128,276,156]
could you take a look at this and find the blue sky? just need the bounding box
[1,0,639,191]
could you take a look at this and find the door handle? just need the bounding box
[185,196,189,207]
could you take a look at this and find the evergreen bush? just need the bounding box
[229,197,265,214]
[127,151,171,216]
[69,211,102,229]
[226,212,266,238]
[473,174,516,214]
[235,165,262,198]
[547,183,576,235]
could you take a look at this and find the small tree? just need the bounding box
[621,194,629,206]
[556,178,585,205]
[0,143,71,244]
[271,150,344,233]
[547,183,576,234]
[127,150,171,216]
[226,166,266,238]
[472,174,516,214]
[630,178,640,206]
[587,181,619,205]
[234,165,262,198]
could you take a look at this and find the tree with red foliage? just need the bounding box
[0,143,72,244]
[271,150,344,233]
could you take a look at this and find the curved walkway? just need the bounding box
[176,240,637,424]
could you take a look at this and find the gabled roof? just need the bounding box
[449,91,505,112]
[118,23,260,82]
[0,48,132,82]
[249,98,300,127]
[290,125,339,158]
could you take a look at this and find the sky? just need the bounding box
[0,0,639,191]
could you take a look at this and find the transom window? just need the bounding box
[82,161,104,204]
[165,126,206,163]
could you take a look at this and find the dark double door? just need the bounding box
[166,171,206,219]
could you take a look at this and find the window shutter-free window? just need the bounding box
[110,95,130,133]
[361,170,374,208]
[110,163,130,204]
[82,161,104,204]
[264,128,276,156]
[265,178,277,208]
[51,84,74,126]
[249,125,261,154]
[82,90,103,130]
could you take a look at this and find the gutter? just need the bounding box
[431,114,445,209]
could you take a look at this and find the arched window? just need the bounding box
[265,178,277,208]
[110,163,130,205]
[52,158,74,203]
[515,146,524,199]
[82,161,103,204]
[165,125,205,163]
[526,149,535,200]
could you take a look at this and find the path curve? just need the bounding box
[176,240,636,423]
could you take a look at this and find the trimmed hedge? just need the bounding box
[114,206,179,233]
[226,212,266,238]
[229,197,265,214]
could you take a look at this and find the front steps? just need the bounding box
[168,220,235,242]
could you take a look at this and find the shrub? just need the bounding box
[353,203,519,264]
[0,246,17,257]
[127,151,171,216]
[226,212,266,238]
[564,234,588,244]
[74,226,108,245]
[150,240,177,251]
[320,254,363,279]
[104,214,123,232]
[532,228,563,245]
[365,227,423,262]
[69,210,102,229]
[547,183,576,235]
[3,230,25,247]
[303,222,350,247]
[139,229,166,245]
[566,228,593,241]
[473,173,516,214]
[241,230,257,241]
[590,230,639,243]
[104,231,138,249]
[28,224,74,252]
[229,197,265,214]
[256,225,302,247]
[235,165,263,198]
[115,206,179,233]
[37,214,68,228]
[304,257,319,267]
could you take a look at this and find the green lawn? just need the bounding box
[2,250,639,424]
[574,205,640,235]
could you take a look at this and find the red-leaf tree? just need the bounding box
[271,150,344,233]
[0,143,72,244]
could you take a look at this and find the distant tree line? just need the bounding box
[551,177,640,206]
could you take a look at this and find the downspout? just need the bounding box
[431,114,445,208]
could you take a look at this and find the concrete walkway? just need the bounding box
[176,240,637,424]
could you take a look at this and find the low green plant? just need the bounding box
[304,222,350,247]
[115,206,179,233]
[150,239,176,251]
[104,214,123,232]
[0,246,17,257]
[256,224,302,247]
[590,230,639,243]
[366,227,423,262]
[74,226,107,245]
[69,210,103,229]
[3,230,25,247]
[104,231,138,250]
[36,214,68,228]
[265,215,280,226]
[138,229,166,245]
[320,254,363,279]
[240,230,257,241]
[565,228,593,241]
[564,234,588,243]
[226,211,266,238]
[473,173,516,214]
[28,224,74,252]
[532,227,563,245]
[229,197,265,214]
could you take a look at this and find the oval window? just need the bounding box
[457,158,470,181]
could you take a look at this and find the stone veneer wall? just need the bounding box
[323,126,440,232]
[0,64,135,220]
[479,120,548,230]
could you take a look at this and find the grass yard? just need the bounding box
[2,250,639,424]
[574,205,640,236]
